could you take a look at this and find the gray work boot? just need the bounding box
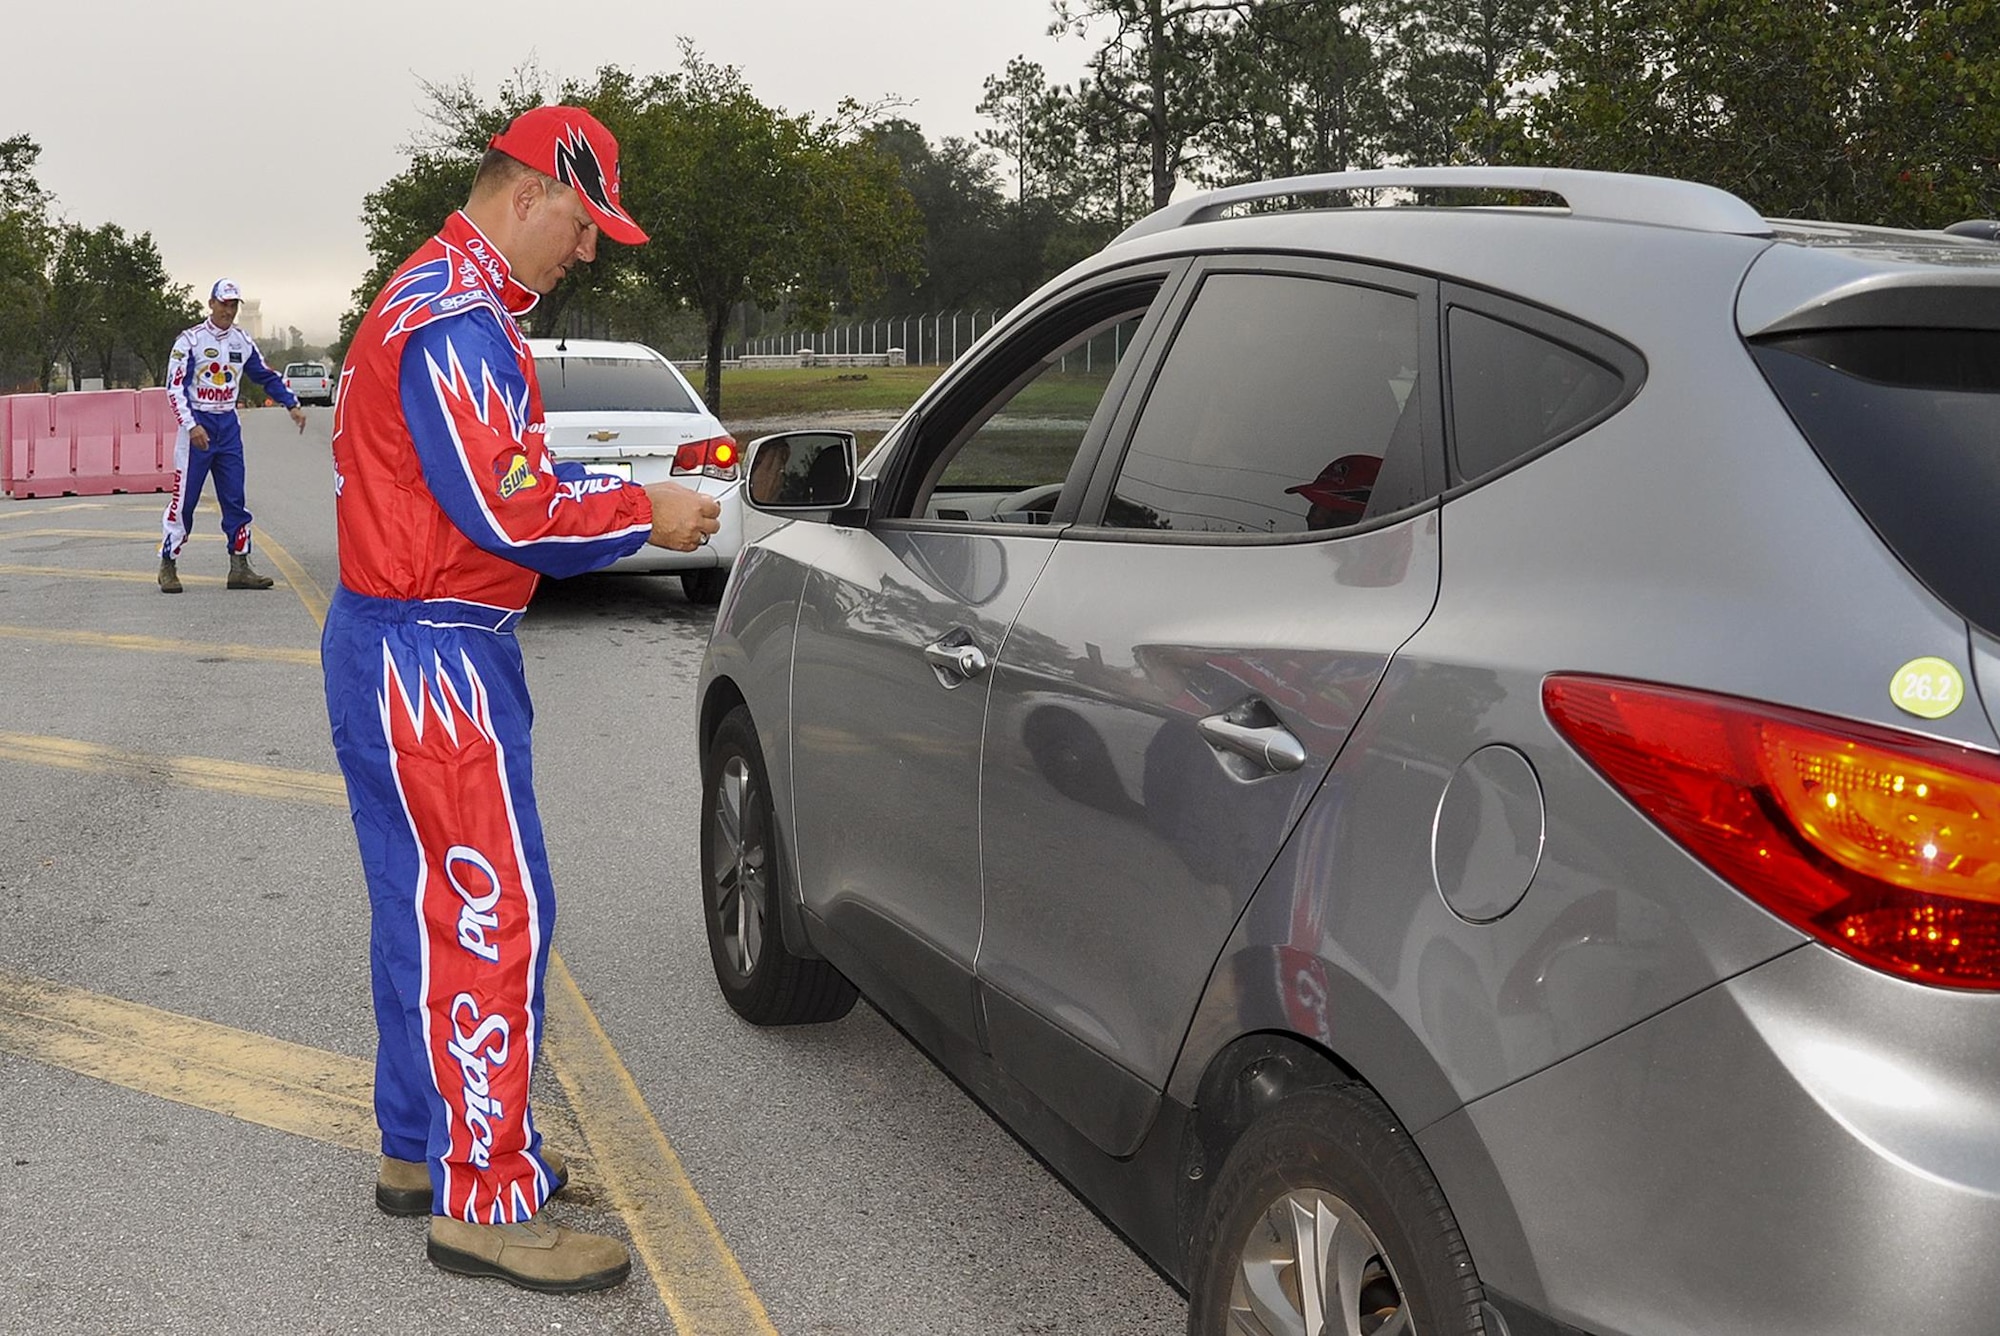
[226,552,274,589]
[157,558,182,594]
[427,1214,631,1293]
[377,1150,568,1217]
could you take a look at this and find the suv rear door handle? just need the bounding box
[1198,714,1307,774]
[924,638,989,686]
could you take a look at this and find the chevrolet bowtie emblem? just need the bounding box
[587,430,620,442]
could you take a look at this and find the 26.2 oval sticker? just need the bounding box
[1890,657,1966,720]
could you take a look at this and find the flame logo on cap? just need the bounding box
[555,130,612,208]
[553,127,637,229]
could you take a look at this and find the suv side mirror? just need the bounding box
[744,432,859,512]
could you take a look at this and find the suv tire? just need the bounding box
[701,706,857,1025]
[1188,1084,1485,1336]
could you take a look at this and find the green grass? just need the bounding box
[714,366,944,420]
[712,365,1121,423]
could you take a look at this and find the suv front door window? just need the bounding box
[781,272,1176,1048]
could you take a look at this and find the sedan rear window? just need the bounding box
[537,356,699,414]
[1753,328,2000,638]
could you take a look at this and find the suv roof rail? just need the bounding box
[1113,166,1772,244]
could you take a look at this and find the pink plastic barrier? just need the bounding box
[122,389,178,492]
[1,394,53,496]
[1,388,178,498]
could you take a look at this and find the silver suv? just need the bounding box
[695,167,2000,1336]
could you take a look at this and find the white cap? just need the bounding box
[211,278,243,302]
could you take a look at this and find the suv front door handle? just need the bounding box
[924,638,989,686]
[1198,713,1307,775]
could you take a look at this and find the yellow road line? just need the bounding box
[0,967,377,1151]
[545,955,780,1336]
[0,719,770,1322]
[0,528,216,541]
[258,530,329,627]
[0,624,318,664]
[0,501,152,519]
[0,562,240,587]
[0,732,345,805]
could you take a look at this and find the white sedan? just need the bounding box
[528,337,770,603]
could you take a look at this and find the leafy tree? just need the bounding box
[1515,0,2000,226]
[1200,1,1391,184]
[1049,0,1263,208]
[335,55,921,410]
[619,46,922,409]
[73,224,197,386]
[863,119,1012,310]
[0,136,54,391]
[975,62,1099,297]
[1376,0,1552,168]
[36,225,98,391]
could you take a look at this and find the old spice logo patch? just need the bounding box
[494,453,538,499]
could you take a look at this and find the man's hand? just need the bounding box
[642,480,722,552]
[289,405,307,434]
[189,424,210,450]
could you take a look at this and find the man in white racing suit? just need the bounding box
[157,278,305,593]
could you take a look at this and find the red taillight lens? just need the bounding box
[672,434,740,480]
[1544,674,2000,989]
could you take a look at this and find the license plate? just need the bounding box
[582,461,633,481]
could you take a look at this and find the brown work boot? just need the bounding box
[157,558,182,594]
[377,1150,568,1217]
[227,552,274,589]
[427,1215,631,1293]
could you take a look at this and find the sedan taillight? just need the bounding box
[1544,673,2000,989]
[672,435,739,481]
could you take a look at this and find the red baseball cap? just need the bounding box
[1285,454,1382,515]
[488,105,650,245]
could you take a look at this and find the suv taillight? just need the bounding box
[1544,674,2000,989]
[672,434,739,481]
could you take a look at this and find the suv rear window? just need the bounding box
[287,363,325,377]
[537,356,699,414]
[1753,328,2000,638]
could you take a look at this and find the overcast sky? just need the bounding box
[5,1,1088,343]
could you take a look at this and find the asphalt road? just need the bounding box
[0,405,1186,1335]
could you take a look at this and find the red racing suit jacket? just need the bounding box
[331,211,653,608]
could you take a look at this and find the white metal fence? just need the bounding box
[728,309,1010,368]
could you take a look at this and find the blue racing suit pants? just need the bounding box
[322,585,562,1224]
[161,409,255,559]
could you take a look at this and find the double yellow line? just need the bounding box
[0,513,773,1334]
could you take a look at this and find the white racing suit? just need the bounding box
[160,319,298,560]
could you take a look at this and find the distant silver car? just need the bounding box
[697,167,2000,1336]
[527,337,769,603]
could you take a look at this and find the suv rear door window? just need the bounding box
[1446,306,1629,483]
[537,356,699,414]
[1102,272,1424,536]
[1753,328,2000,639]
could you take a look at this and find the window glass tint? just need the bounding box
[925,315,1144,524]
[1753,330,2000,639]
[1105,273,1419,535]
[1447,308,1623,482]
[286,364,323,377]
[536,356,699,414]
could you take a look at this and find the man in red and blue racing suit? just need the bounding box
[322,105,720,1293]
[157,278,305,593]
